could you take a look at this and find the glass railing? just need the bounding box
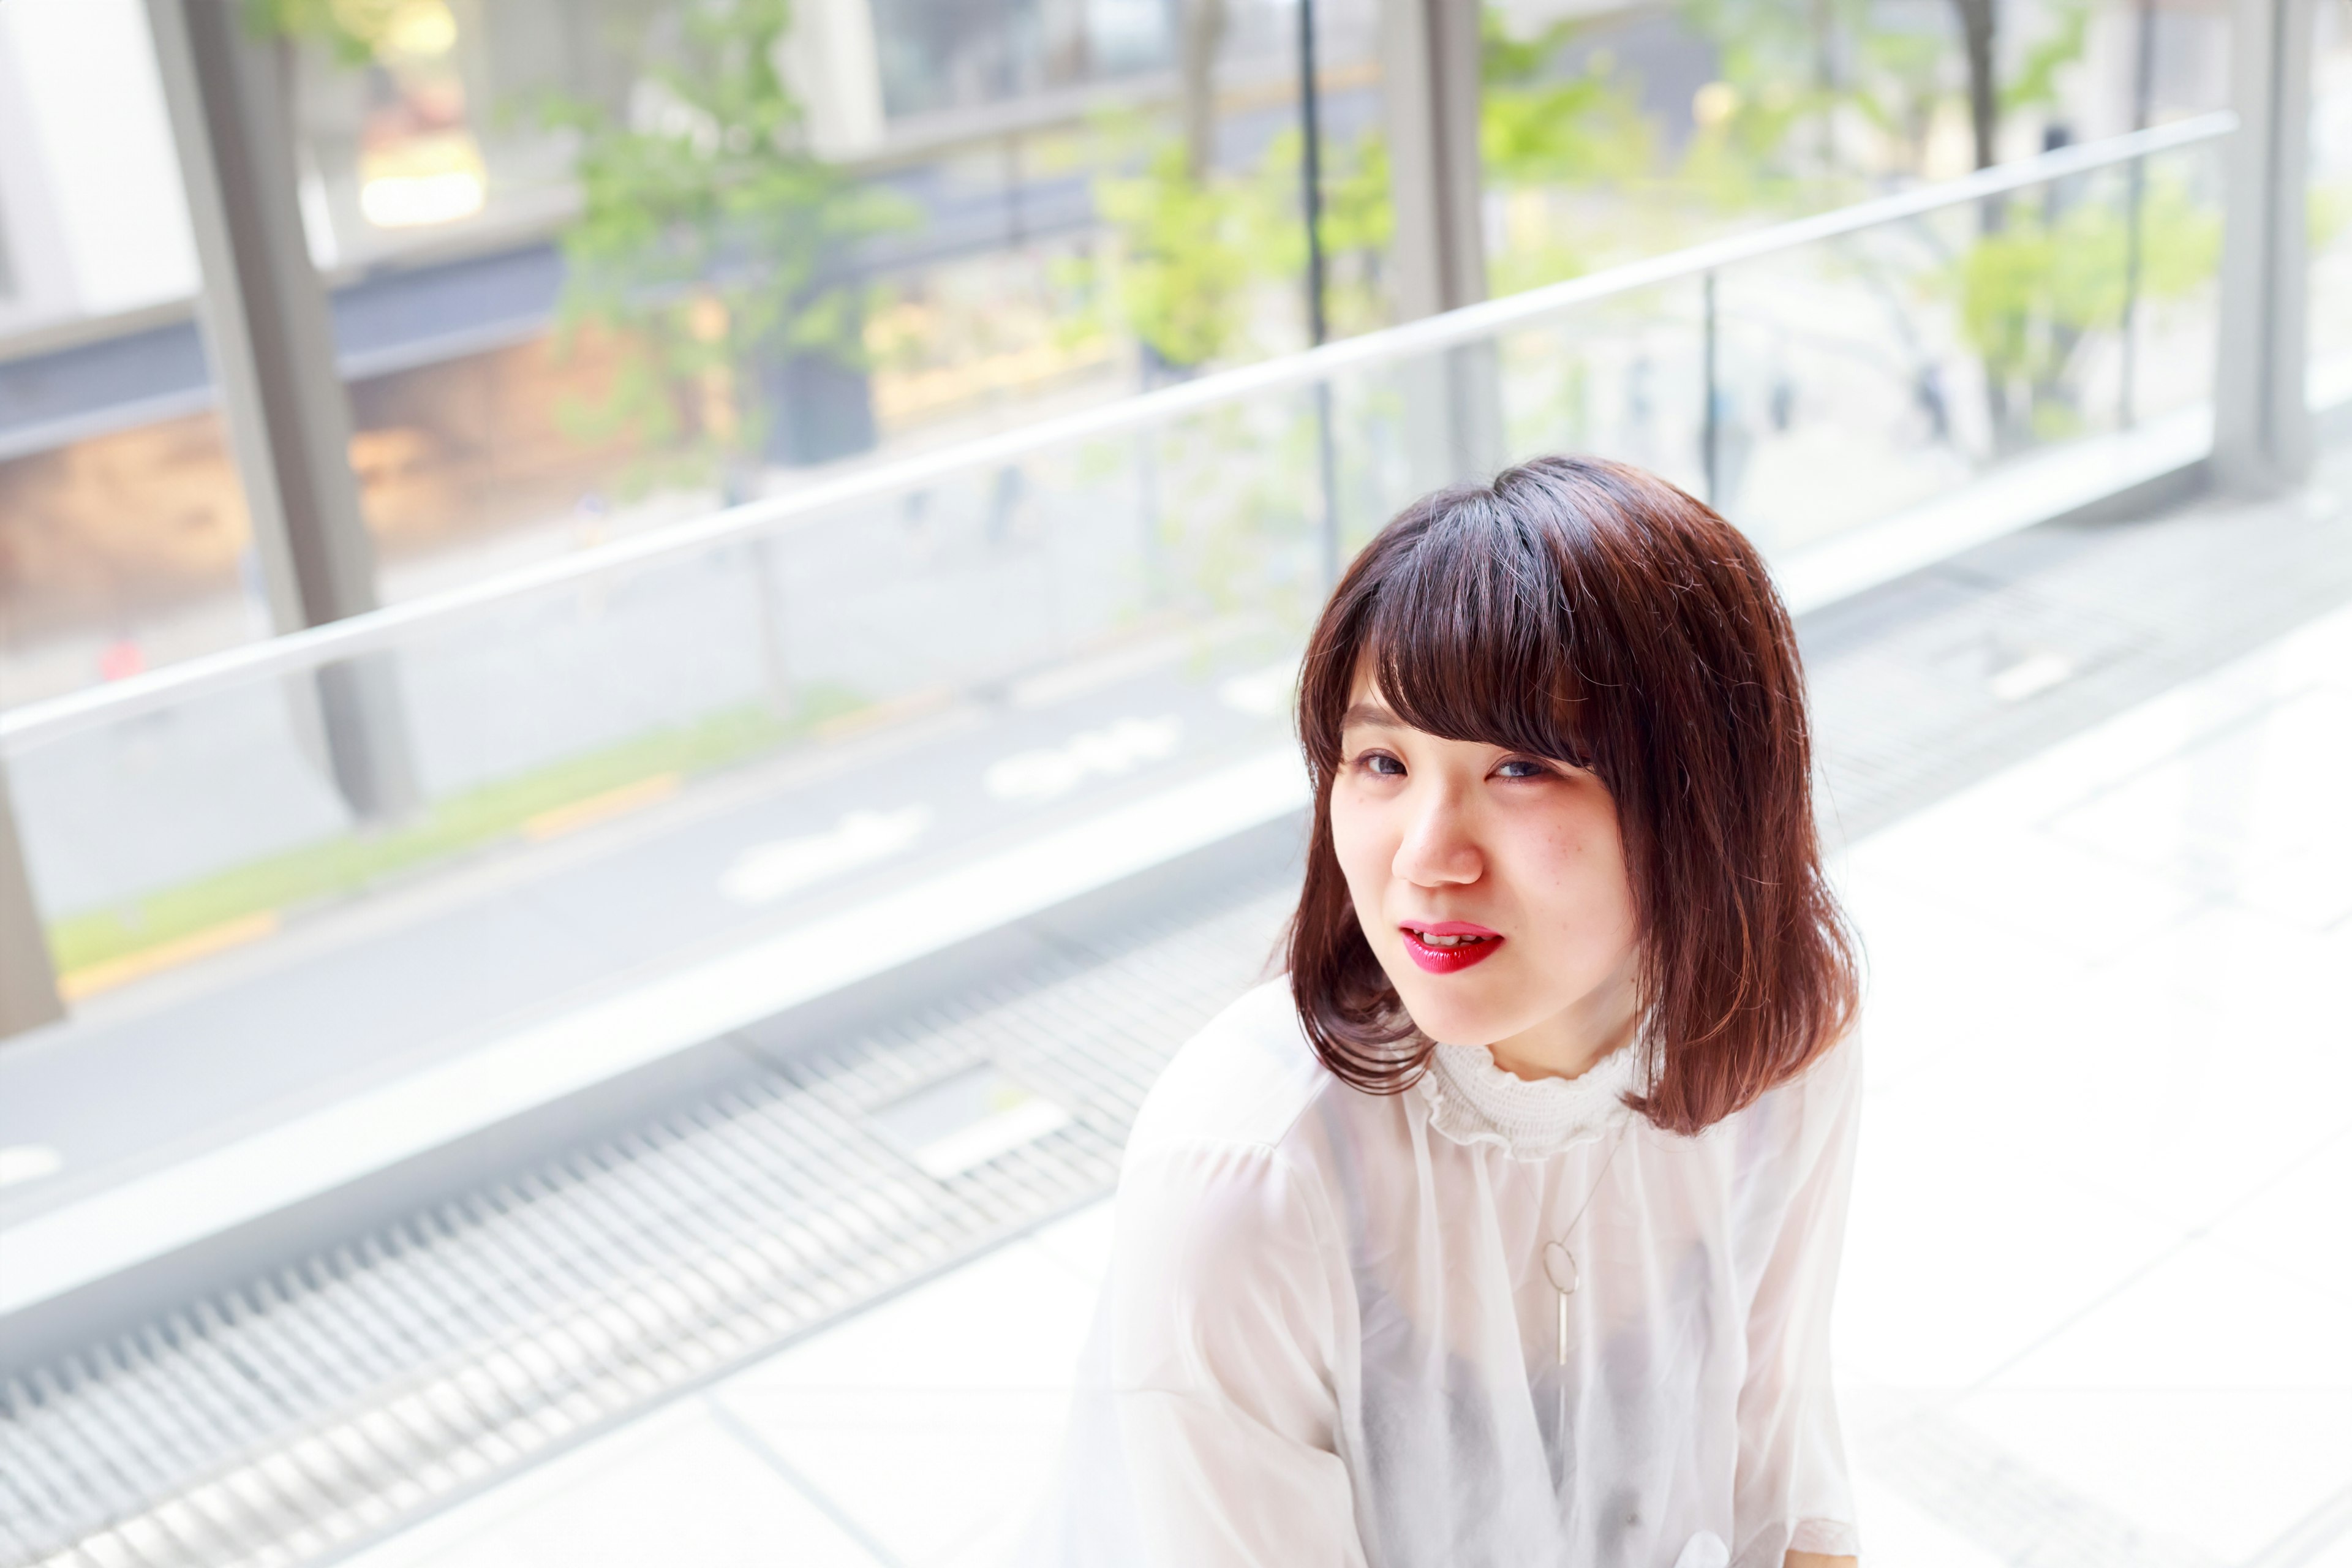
[0,115,2233,1099]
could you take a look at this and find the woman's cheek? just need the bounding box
[1331,804,1392,925]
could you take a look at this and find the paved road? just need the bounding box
[0,614,1302,1212]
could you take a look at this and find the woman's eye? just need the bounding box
[1496,760,1550,780]
[1360,752,1405,777]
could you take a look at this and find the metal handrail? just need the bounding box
[0,110,2234,755]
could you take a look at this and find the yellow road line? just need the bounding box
[519,772,682,842]
[59,910,282,1001]
[813,688,952,743]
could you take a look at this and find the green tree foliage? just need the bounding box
[1479,12,1654,191]
[2001,0,2090,118]
[1675,0,2090,191]
[1958,178,2220,442]
[1091,109,1391,374]
[1094,3,1659,370]
[537,0,910,484]
[1244,125,1397,339]
[243,0,399,64]
[1847,22,1956,175]
[1093,134,1264,374]
[1673,0,1865,202]
[252,0,910,485]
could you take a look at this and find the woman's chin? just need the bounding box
[1392,982,1517,1050]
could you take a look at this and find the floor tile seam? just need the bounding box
[712,1381,1084,1401]
[307,1405,703,1567]
[2059,889,2345,1006]
[1836,1155,2207,1366]
[1956,1227,2205,1395]
[1838,853,2217,971]
[2240,1479,2352,1568]
[1992,1044,2352,1204]
[1856,818,2226,918]
[2180,1120,2352,1245]
[1023,1232,1112,1291]
[2017,681,2346,839]
[2040,831,2352,911]
[1838,1387,2228,1568]
[1965,1124,2352,1389]
[696,1390,908,1568]
[2192,1229,2352,1318]
[2062,888,2239,973]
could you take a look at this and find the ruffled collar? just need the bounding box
[1417,1036,1646,1161]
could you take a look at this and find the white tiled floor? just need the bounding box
[1830,598,2352,1563]
[346,601,2352,1567]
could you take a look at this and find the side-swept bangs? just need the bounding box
[1286,454,1858,1137]
[1345,483,1597,769]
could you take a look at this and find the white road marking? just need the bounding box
[984,715,1182,802]
[0,1144,64,1189]
[1218,656,1302,717]
[1990,650,2075,703]
[720,805,934,904]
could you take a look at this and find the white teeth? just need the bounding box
[1416,932,1482,948]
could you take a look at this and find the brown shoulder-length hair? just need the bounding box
[1285,454,1856,1137]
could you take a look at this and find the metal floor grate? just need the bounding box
[0,884,1293,1568]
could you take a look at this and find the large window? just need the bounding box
[870,0,1178,118]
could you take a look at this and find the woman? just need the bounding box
[1031,455,1863,1567]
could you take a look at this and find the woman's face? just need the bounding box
[1328,662,1642,1075]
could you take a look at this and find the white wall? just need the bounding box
[780,0,886,159]
[0,0,199,328]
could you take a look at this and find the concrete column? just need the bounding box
[782,0,885,160]
[1383,0,1482,320]
[145,0,418,818]
[0,761,64,1039]
[2211,0,2315,494]
[1381,0,1504,489]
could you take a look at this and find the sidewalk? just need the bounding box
[333,600,2352,1566]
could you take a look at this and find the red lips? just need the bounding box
[1398,921,1504,974]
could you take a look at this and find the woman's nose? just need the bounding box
[1392,792,1481,886]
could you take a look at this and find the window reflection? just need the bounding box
[354,0,484,230]
[872,0,1177,119]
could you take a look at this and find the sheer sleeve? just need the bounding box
[1104,1137,1368,1568]
[1732,1038,1864,1565]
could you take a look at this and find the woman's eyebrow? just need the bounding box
[1340,700,1404,730]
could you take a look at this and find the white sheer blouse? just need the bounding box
[1017,979,1863,1568]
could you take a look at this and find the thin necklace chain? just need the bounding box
[1558,1123,1629,1241]
[1543,1122,1630,1366]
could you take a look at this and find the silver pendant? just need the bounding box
[1542,1240,1578,1365]
[1542,1239,1580,1295]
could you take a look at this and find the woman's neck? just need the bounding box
[1480,963,1643,1084]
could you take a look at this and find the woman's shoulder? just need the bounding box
[1112,980,1352,1299]
[1714,1029,1864,1185]
[1125,976,1338,1165]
